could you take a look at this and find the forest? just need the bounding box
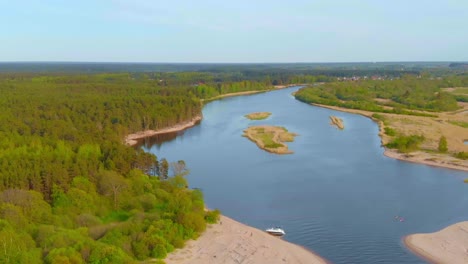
[0,72,273,263]
[295,75,468,113]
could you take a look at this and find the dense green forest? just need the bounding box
[295,75,468,114]
[0,72,274,263]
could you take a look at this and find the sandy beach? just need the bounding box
[404,222,468,264]
[165,215,328,264]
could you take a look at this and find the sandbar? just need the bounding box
[329,115,344,129]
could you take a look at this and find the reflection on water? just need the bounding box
[134,132,180,149]
[142,87,468,264]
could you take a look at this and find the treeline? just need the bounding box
[295,75,468,114]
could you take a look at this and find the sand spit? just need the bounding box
[329,116,344,129]
[165,215,328,264]
[404,222,468,264]
[125,115,202,146]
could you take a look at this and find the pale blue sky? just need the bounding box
[1,0,467,62]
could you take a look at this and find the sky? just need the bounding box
[1,0,467,63]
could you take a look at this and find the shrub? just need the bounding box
[372,113,384,121]
[204,209,220,224]
[384,127,396,136]
[455,152,468,160]
[386,135,425,153]
[438,136,448,153]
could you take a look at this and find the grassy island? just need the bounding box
[243,125,297,154]
[330,116,344,129]
[245,112,272,120]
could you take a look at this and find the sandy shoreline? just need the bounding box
[404,222,468,264]
[384,150,468,172]
[165,215,328,264]
[202,84,302,102]
[124,115,202,146]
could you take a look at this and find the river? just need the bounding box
[140,86,468,264]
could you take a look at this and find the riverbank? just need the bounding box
[202,84,302,103]
[125,115,202,146]
[309,103,468,172]
[404,222,468,264]
[202,90,269,102]
[165,215,328,264]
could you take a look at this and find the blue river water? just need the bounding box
[141,87,468,264]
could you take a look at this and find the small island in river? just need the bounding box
[243,125,297,154]
[330,115,344,129]
[245,112,271,120]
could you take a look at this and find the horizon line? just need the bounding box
[0,60,467,64]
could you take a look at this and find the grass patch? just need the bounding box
[258,133,280,148]
[464,178,468,183]
[265,143,283,148]
[255,127,265,133]
[448,121,468,128]
[384,127,396,136]
[372,113,385,121]
[453,87,468,94]
[245,112,271,120]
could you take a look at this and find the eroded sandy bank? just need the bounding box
[165,215,328,264]
[124,115,202,146]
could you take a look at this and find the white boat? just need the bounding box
[265,227,285,236]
